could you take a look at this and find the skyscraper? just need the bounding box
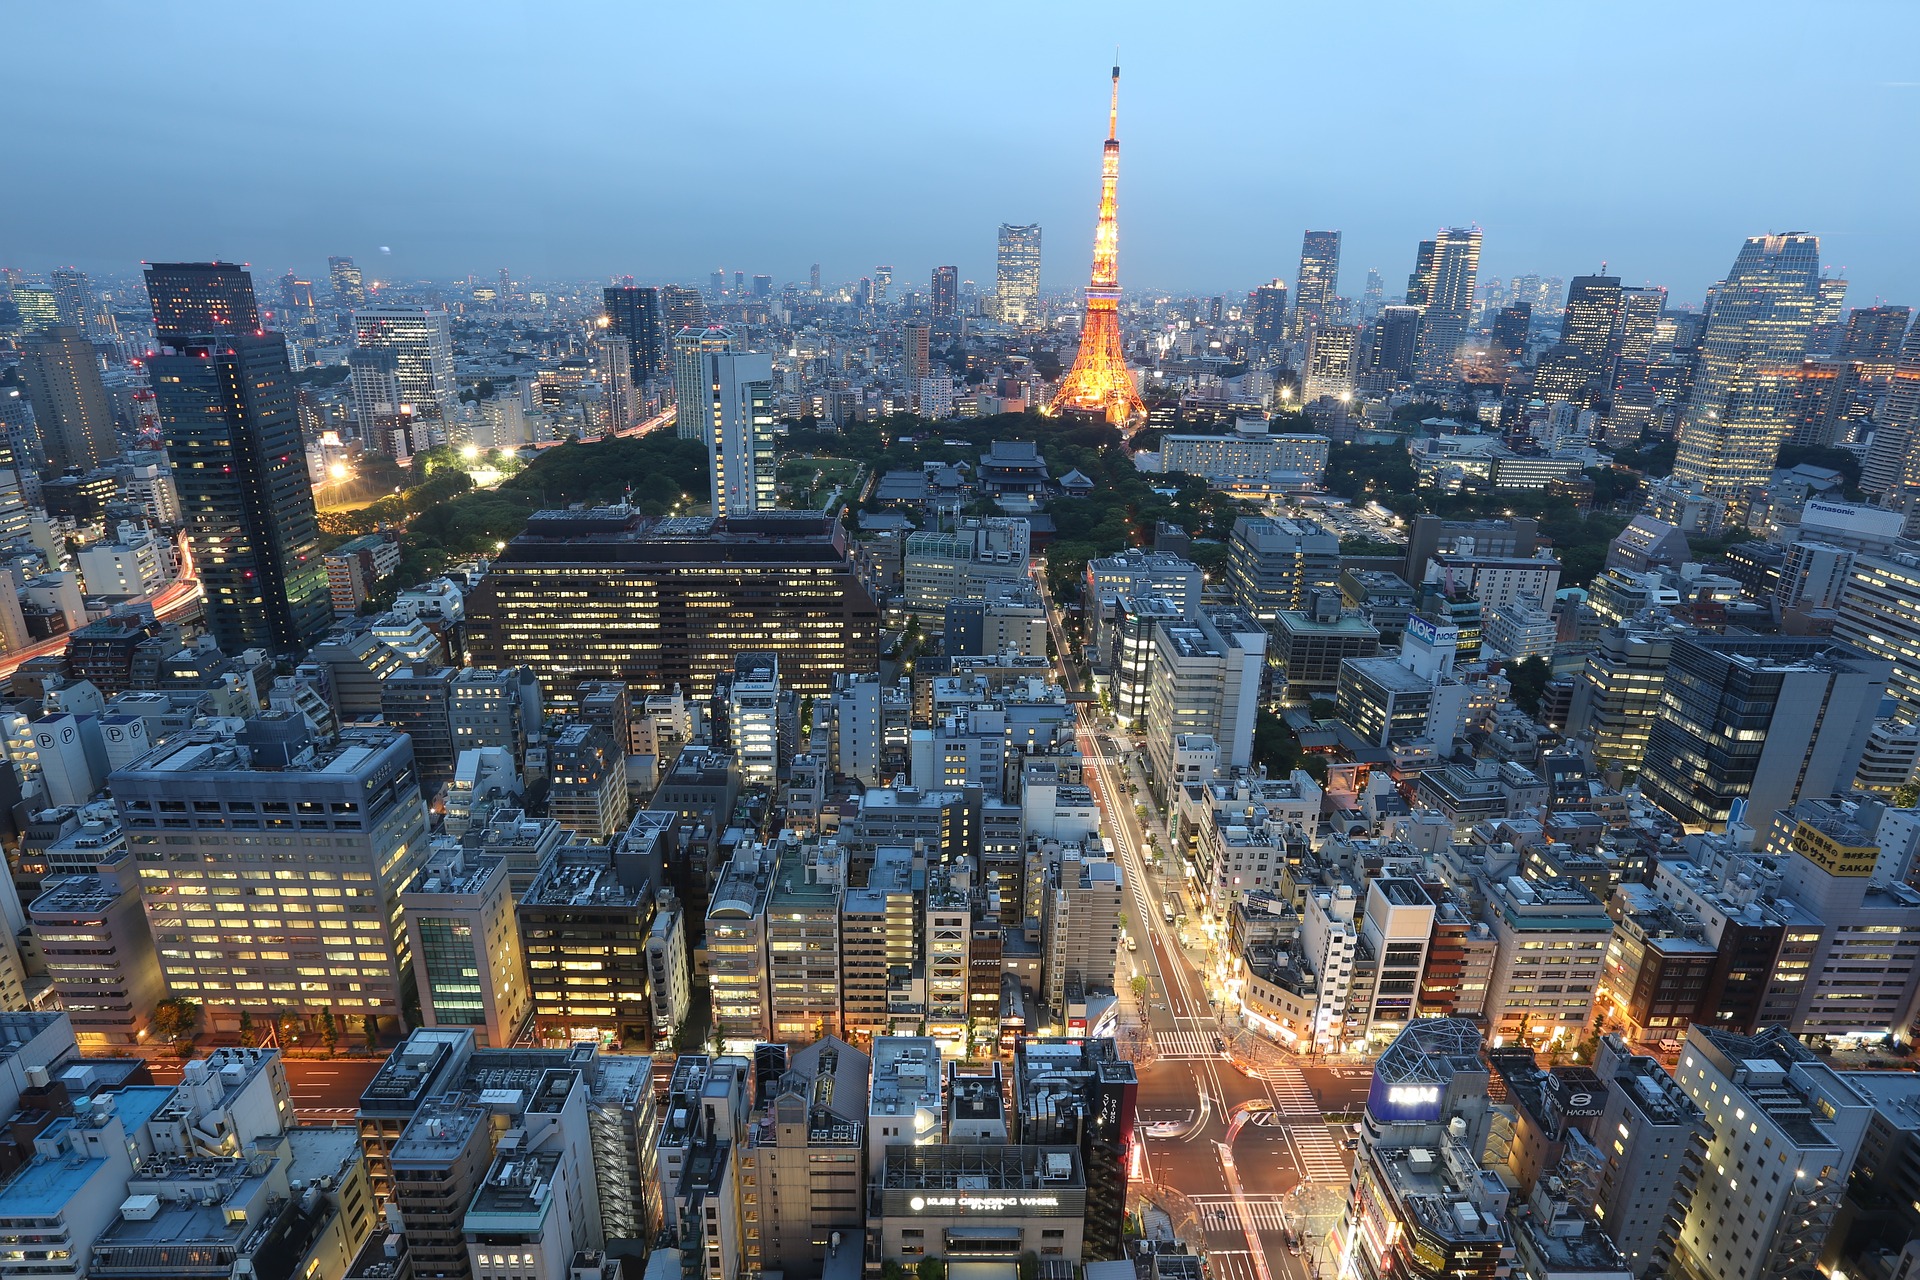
[1839,304,1912,381]
[1360,267,1386,320]
[1291,229,1341,337]
[675,324,773,515]
[930,265,958,318]
[1869,324,1920,511]
[1251,280,1288,351]
[1411,227,1481,378]
[603,285,666,383]
[150,331,331,651]
[673,323,735,441]
[873,265,893,304]
[49,268,97,336]
[327,255,365,306]
[143,261,261,347]
[1639,633,1885,830]
[809,263,821,293]
[352,307,458,425]
[1672,234,1822,502]
[598,331,634,431]
[996,223,1042,326]
[349,347,409,455]
[903,322,931,386]
[1048,64,1145,425]
[661,284,705,335]
[20,326,118,472]
[1489,301,1531,370]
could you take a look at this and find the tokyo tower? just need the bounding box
[1047,63,1145,427]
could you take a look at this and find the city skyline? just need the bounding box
[9,3,1920,304]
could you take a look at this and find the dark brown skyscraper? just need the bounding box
[465,507,880,705]
[143,261,261,348]
[930,265,958,318]
[20,325,118,471]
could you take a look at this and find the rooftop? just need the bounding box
[467,1148,562,1231]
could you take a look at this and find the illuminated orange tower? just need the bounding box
[1047,63,1145,427]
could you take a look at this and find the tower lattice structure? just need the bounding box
[1048,64,1145,427]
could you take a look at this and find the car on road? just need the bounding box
[1126,934,1138,952]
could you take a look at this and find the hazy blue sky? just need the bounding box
[10,1,1920,308]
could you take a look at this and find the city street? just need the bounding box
[144,1056,384,1123]
[1034,563,1354,1280]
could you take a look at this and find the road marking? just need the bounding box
[1261,1065,1322,1119]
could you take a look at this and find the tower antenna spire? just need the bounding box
[1047,61,1145,427]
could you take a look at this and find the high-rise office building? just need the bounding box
[602,285,666,382]
[809,262,821,293]
[352,306,457,424]
[1364,304,1424,389]
[9,284,59,332]
[673,323,734,441]
[348,347,409,454]
[872,264,893,304]
[675,325,773,516]
[150,329,331,652]
[1672,234,1822,502]
[1551,273,1623,404]
[1412,227,1481,377]
[1291,229,1341,337]
[996,223,1042,326]
[111,722,430,1038]
[1303,323,1359,400]
[327,255,365,306]
[143,260,261,347]
[20,325,118,471]
[1639,633,1887,830]
[1489,300,1531,369]
[464,507,880,705]
[930,264,958,318]
[1251,279,1288,350]
[1838,303,1912,380]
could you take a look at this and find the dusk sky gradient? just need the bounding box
[10,1,1920,308]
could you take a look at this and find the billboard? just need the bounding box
[1367,1075,1445,1124]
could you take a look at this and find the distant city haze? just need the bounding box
[10,1,1920,303]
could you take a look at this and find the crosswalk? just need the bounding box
[1191,1195,1295,1234]
[1262,1064,1321,1118]
[1287,1124,1350,1182]
[1156,1029,1223,1058]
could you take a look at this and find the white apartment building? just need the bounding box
[1145,607,1266,794]
[1674,1025,1872,1280]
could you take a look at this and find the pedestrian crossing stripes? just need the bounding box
[1287,1124,1349,1182]
[1190,1196,1295,1234]
[1262,1064,1321,1118]
[1156,1030,1223,1058]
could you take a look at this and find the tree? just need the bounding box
[362,1015,379,1054]
[1131,975,1151,999]
[1308,697,1339,721]
[1506,655,1553,717]
[882,1263,908,1280]
[917,1259,947,1280]
[1019,1253,1041,1280]
[149,998,200,1044]
[320,1008,339,1057]
[1252,709,1302,777]
[237,1010,255,1047]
